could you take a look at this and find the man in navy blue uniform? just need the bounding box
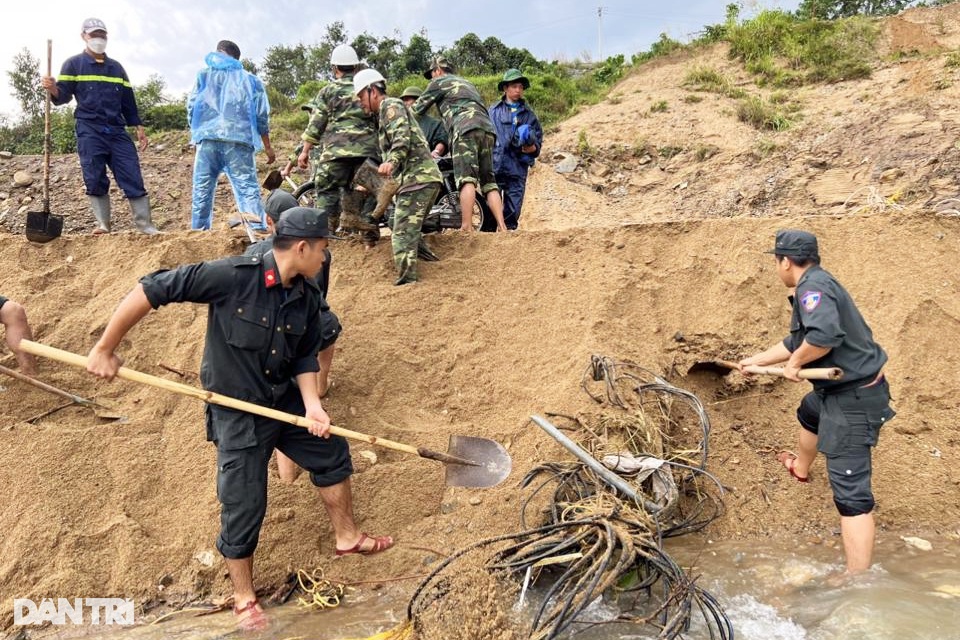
[739,229,894,575]
[86,207,392,629]
[489,69,542,230]
[41,18,158,234]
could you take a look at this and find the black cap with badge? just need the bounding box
[275,207,341,239]
[766,229,820,262]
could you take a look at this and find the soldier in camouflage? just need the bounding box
[412,56,507,233]
[355,69,442,285]
[297,45,380,235]
[400,86,447,158]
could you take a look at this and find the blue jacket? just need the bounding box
[53,51,142,128]
[188,52,269,149]
[489,97,543,178]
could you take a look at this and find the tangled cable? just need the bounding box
[357,355,732,640]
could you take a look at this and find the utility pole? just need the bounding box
[597,6,605,61]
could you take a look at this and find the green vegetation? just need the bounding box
[736,95,793,130]
[726,10,878,85]
[682,67,746,98]
[650,100,669,113]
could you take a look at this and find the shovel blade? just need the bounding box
[25,211,63,243]
[444,435,512,488]
[687,359,738,376]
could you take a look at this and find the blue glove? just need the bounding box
[513,124,535,148]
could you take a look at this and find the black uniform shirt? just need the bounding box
[140,252,322,405]
[782,265,887,390]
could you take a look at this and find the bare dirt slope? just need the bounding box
[1,5,959,632]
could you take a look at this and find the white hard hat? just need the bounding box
[353,68,386,95]
[330,44,359,66]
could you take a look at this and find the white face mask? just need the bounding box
[87,38,107,54]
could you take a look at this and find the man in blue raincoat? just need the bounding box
[489,69,542,230]
[188,40,275,231]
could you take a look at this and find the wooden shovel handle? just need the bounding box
[19,340,420,456]
[742,364,844,380]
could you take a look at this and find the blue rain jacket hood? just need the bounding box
[188,51,269,149]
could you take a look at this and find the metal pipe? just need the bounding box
[530,415,661,514]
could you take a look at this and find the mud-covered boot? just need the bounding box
[353,159,399,221]
[87,195,111,234]
[338,189,377,232]
[129,196,159,235]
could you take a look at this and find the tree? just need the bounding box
[261,43,312,98]
[391,32,433,79]
[7,47,43,121]
[796,0,915,19]
[135,74,168,111]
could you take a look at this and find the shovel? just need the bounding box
[25,40,64,244]
[687,359,843,380]
[19,340,512,488]
[0,363,126,421]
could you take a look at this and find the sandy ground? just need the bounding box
[1,4,959,635]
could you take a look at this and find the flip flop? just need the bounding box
[234,598,268,631]
[335,532,395,557]
[776,451,810,483]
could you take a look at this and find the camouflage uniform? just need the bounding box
[412,74,498,195]
[377,96,442,284]
[301,75,380,229]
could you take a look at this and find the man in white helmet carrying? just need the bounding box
[297,45,380,237]
[355,69,442,285]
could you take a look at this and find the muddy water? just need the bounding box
[35,533,960,639]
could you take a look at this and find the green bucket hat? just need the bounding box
[400,86,422,99]
[498,68,530,92]
[424,55,453,79]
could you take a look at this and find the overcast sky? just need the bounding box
[2,0,800,119]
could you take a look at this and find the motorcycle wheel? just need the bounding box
[292,181,316,207]
[435,192,484,231]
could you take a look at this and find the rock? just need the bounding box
[13,171,33,187]
[359,450,378,464]
[194,550,216,567]
[17,205,29,215]
[20,196,32,206]
[554,153,579,174]
[894,422,930,435]
[901,536,932,551]
[880,168,904,183]
[0,192,8,200]
[468,497,482,506]
[0,151,13,160]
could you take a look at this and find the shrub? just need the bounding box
[736,96,792,131]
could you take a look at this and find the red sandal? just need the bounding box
[776,451,810,483]
[233,598,268,631]
[335,532,395,557]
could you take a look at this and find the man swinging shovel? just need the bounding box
[19,206,510,631]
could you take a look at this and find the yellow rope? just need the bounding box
[295,568,348,610]
[343,620,413,640]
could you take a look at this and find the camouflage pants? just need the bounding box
[393,183,440,283]
[312,158,365,220]
[451,130,499,195]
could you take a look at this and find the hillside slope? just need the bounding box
[1,5,959,630]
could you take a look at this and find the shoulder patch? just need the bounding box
[799,290,822,312]
[385,104,399,120]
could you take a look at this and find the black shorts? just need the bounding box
[206,391,353,558]
[319,309,341,351]
[796,377,895,516]
[0,295,8,310]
